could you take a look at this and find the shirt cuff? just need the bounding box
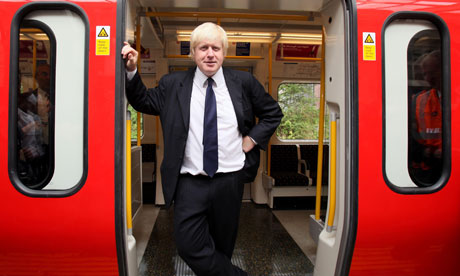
[126,68,137,81]
[249,136,258,145]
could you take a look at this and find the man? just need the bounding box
[34,63,51,142]
[410,50,442,185]
[19,63,51,135]
[121,22,283,275]
[17,63,51,187]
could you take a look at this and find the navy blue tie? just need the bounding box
[203,78,218,177]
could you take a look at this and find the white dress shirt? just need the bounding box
[127,67,245,176]
[180,67,244,175]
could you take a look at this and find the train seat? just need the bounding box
[270,144,311,186]
[141,144,156,183]
[299,145,329,187]
[264,145,313,208]
[142,144,156,204]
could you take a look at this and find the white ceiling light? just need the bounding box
[177,30,322,44]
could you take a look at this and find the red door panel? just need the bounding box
[350,1,460,275]
[0,1,122,274]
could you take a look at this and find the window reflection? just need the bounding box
[17,26,53,189]
[407,30,442,186]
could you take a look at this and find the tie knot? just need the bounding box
[207,78,214,87]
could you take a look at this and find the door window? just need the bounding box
[9,6,88,195]
[383,14,450,193]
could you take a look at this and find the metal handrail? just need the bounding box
[144,11,311,22]
[267,43,273,176]
[315,27,326,220]
[136,19,142,147]
[166,55,263,60]
[326,113,337,232]
[126,111,133,235]
[278,57,321,62]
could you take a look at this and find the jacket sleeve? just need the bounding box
[245,74,283,150]
[125,71,166,115]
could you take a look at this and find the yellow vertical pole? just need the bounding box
[156,117,160,144]
[326,114,337,232]
[155,81,160,146]
[136,114,141,146]
[217,18,221,25]
[267,43,273,176]
[126,111,133,234]
[268,43,272,96]
[315,27,326,221]
[136,18,142,147]
[32,40,37,90]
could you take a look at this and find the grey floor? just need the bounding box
[272,210,317,264]
[133,205,160,265]
[133,203,317,276]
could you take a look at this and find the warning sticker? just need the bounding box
[363,32,376,61]
[98,28,109,37]
[96,26,110,56]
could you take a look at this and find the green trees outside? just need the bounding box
[128,105,143,140]
[127,83,326,142]
[276,83,329,140]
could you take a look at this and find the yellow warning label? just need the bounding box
[96,40,110,55]
[96,26,110,56]
[98,28,109,37]
[364,34,374,44]
[363,32,376,61]
[363,45,375,61]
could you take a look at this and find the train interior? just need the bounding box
[14,0,349,275]
[123,0,349,275]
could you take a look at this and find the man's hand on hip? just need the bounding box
[242,136,256,153]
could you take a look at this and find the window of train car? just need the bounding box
[383,14,450,193]
[128,105,144,141]
[407,30,442,187]
[9,7,88,195]
[276,82,329,141]
[15,23,55,190]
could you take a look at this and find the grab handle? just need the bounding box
[315,26,326,220]
[326,112,338,232]
[126,111,133,234]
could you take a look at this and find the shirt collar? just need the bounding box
[195,67,224,88]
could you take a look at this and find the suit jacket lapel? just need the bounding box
[177,68,195,129]
[223,68,244,132]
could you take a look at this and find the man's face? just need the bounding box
[36,65,50,92]
[193,40,224,77]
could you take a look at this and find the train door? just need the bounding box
[125,0,357,275]
[0,1,127,275]
[349,1,460,275]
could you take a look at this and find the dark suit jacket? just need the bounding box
[126,67,283,208]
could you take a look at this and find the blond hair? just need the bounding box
[189,22,228,58]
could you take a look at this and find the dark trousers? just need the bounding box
[174,171,247,276]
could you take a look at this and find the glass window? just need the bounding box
[276,82,329,140]
[16,23,55,189]
[407,31,442,187]
[10,8,87,194]
[383,15,450,192]
[128,104,144,141]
